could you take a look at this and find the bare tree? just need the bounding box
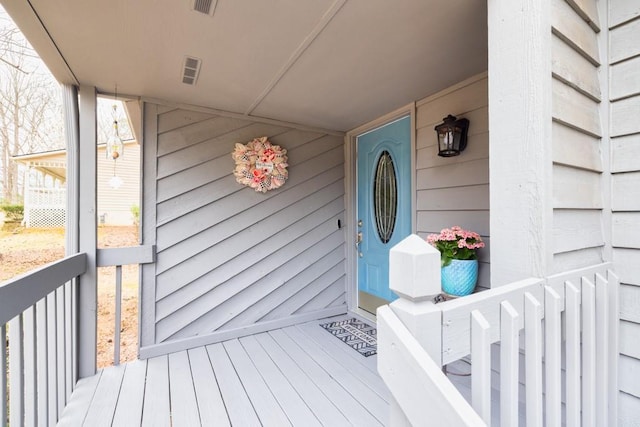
[0,23,62,203]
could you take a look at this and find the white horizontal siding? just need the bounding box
[612,172,640,211]
[552,121,602,171]
[612,212,640,248]
[552,165,602,208]
[609,0,640,27]
[553,209,603,253]
[609,18,640,64]
[610,6,640,418]
[551,0,600,65]
[610,56,640,101]
[620,320,640,359]
[550,0,604,275]
[552,34,601,101]
[97,144,140,226]
[611,134,640,173]
[552,247,603,273]
[415,74,490,287]
[141,104,347,350]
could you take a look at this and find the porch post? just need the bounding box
[77,86,98,377]
[487,0,553,285]
[383,234,443,426]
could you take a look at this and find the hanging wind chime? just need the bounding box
[106,100,124,189]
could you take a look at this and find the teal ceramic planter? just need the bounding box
[441,259,478,296]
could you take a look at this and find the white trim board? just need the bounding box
[344,103,416,313]
[138,306,347,359]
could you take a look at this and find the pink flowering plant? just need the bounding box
[426,226,485,267]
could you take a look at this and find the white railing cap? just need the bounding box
[390,234,441,301]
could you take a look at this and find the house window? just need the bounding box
[373,150,397,244]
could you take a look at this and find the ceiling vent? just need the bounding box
[192,0,217,16]
[181,56,202,85]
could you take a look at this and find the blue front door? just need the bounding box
[357,116,411,309]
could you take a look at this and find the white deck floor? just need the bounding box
[58,315,390,427]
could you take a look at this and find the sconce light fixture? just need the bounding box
[434,114,469,157]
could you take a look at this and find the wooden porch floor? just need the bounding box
[58,315,390,426]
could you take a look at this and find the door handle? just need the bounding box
[355,232,363,249]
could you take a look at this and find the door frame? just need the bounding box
[344,102,417,319]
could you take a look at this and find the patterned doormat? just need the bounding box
[320,318,377,357]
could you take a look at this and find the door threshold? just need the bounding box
[357,291,390,320]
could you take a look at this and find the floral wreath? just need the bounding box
[232,136,288,193]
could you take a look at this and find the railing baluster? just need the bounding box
[500,301,519,427]
[97,245,154,366]
[65,281,74,401]
[524,292,543,427]
[114,265,123,366]
[565,282,581,427]
[0,253,88,426]
[471,309,491,425]
[47,292,58,425]
[9,315,24,427]
[24,306,37,426]
[582,278,596,427]
[36,299,48,425]
[544,286,562,427]
[71,279,78,387]
[1,324,6,427]
[595,274,609,427]
[607,271,620,427]
[56,287,66,415]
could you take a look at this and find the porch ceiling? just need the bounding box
[4,0,487,132]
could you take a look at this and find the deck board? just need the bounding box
[222,339,293,427]
[187,347,231,426]
[269,328,383,426]
[141,356,170,427]
[58,371,101,426]
[239,335,323,426]
[206,342,261,427]
[111,360,147,427]
[253,332,351,426]
[82,364,125,427]
[296,321,386,393]
[283,326,388,422]
[168,351,201,426]
[60,316,390,426]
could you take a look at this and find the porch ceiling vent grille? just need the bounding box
[193,0,217,15]
[181,56,202,85]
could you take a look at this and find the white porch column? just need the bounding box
[383,234,444,426]
[488,0,553,285]
[77,86,98,377]
[62,84,81,384]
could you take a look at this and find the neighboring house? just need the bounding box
[1,0,638,425]
[12,142,140,227]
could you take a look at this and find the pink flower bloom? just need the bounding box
[426,226,484,262]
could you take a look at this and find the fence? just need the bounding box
[378,234,619,426]
[0,254,86,426]
[1,245,155,426]
[23,188,66,228]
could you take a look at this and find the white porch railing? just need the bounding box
[26,188,66,208]
[0,254,86,427]
[24,187,67,228]
[96,245,155,365]
[378,235,620,427]
[1,245,154,426]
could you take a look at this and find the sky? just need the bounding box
[0,5,134,151]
